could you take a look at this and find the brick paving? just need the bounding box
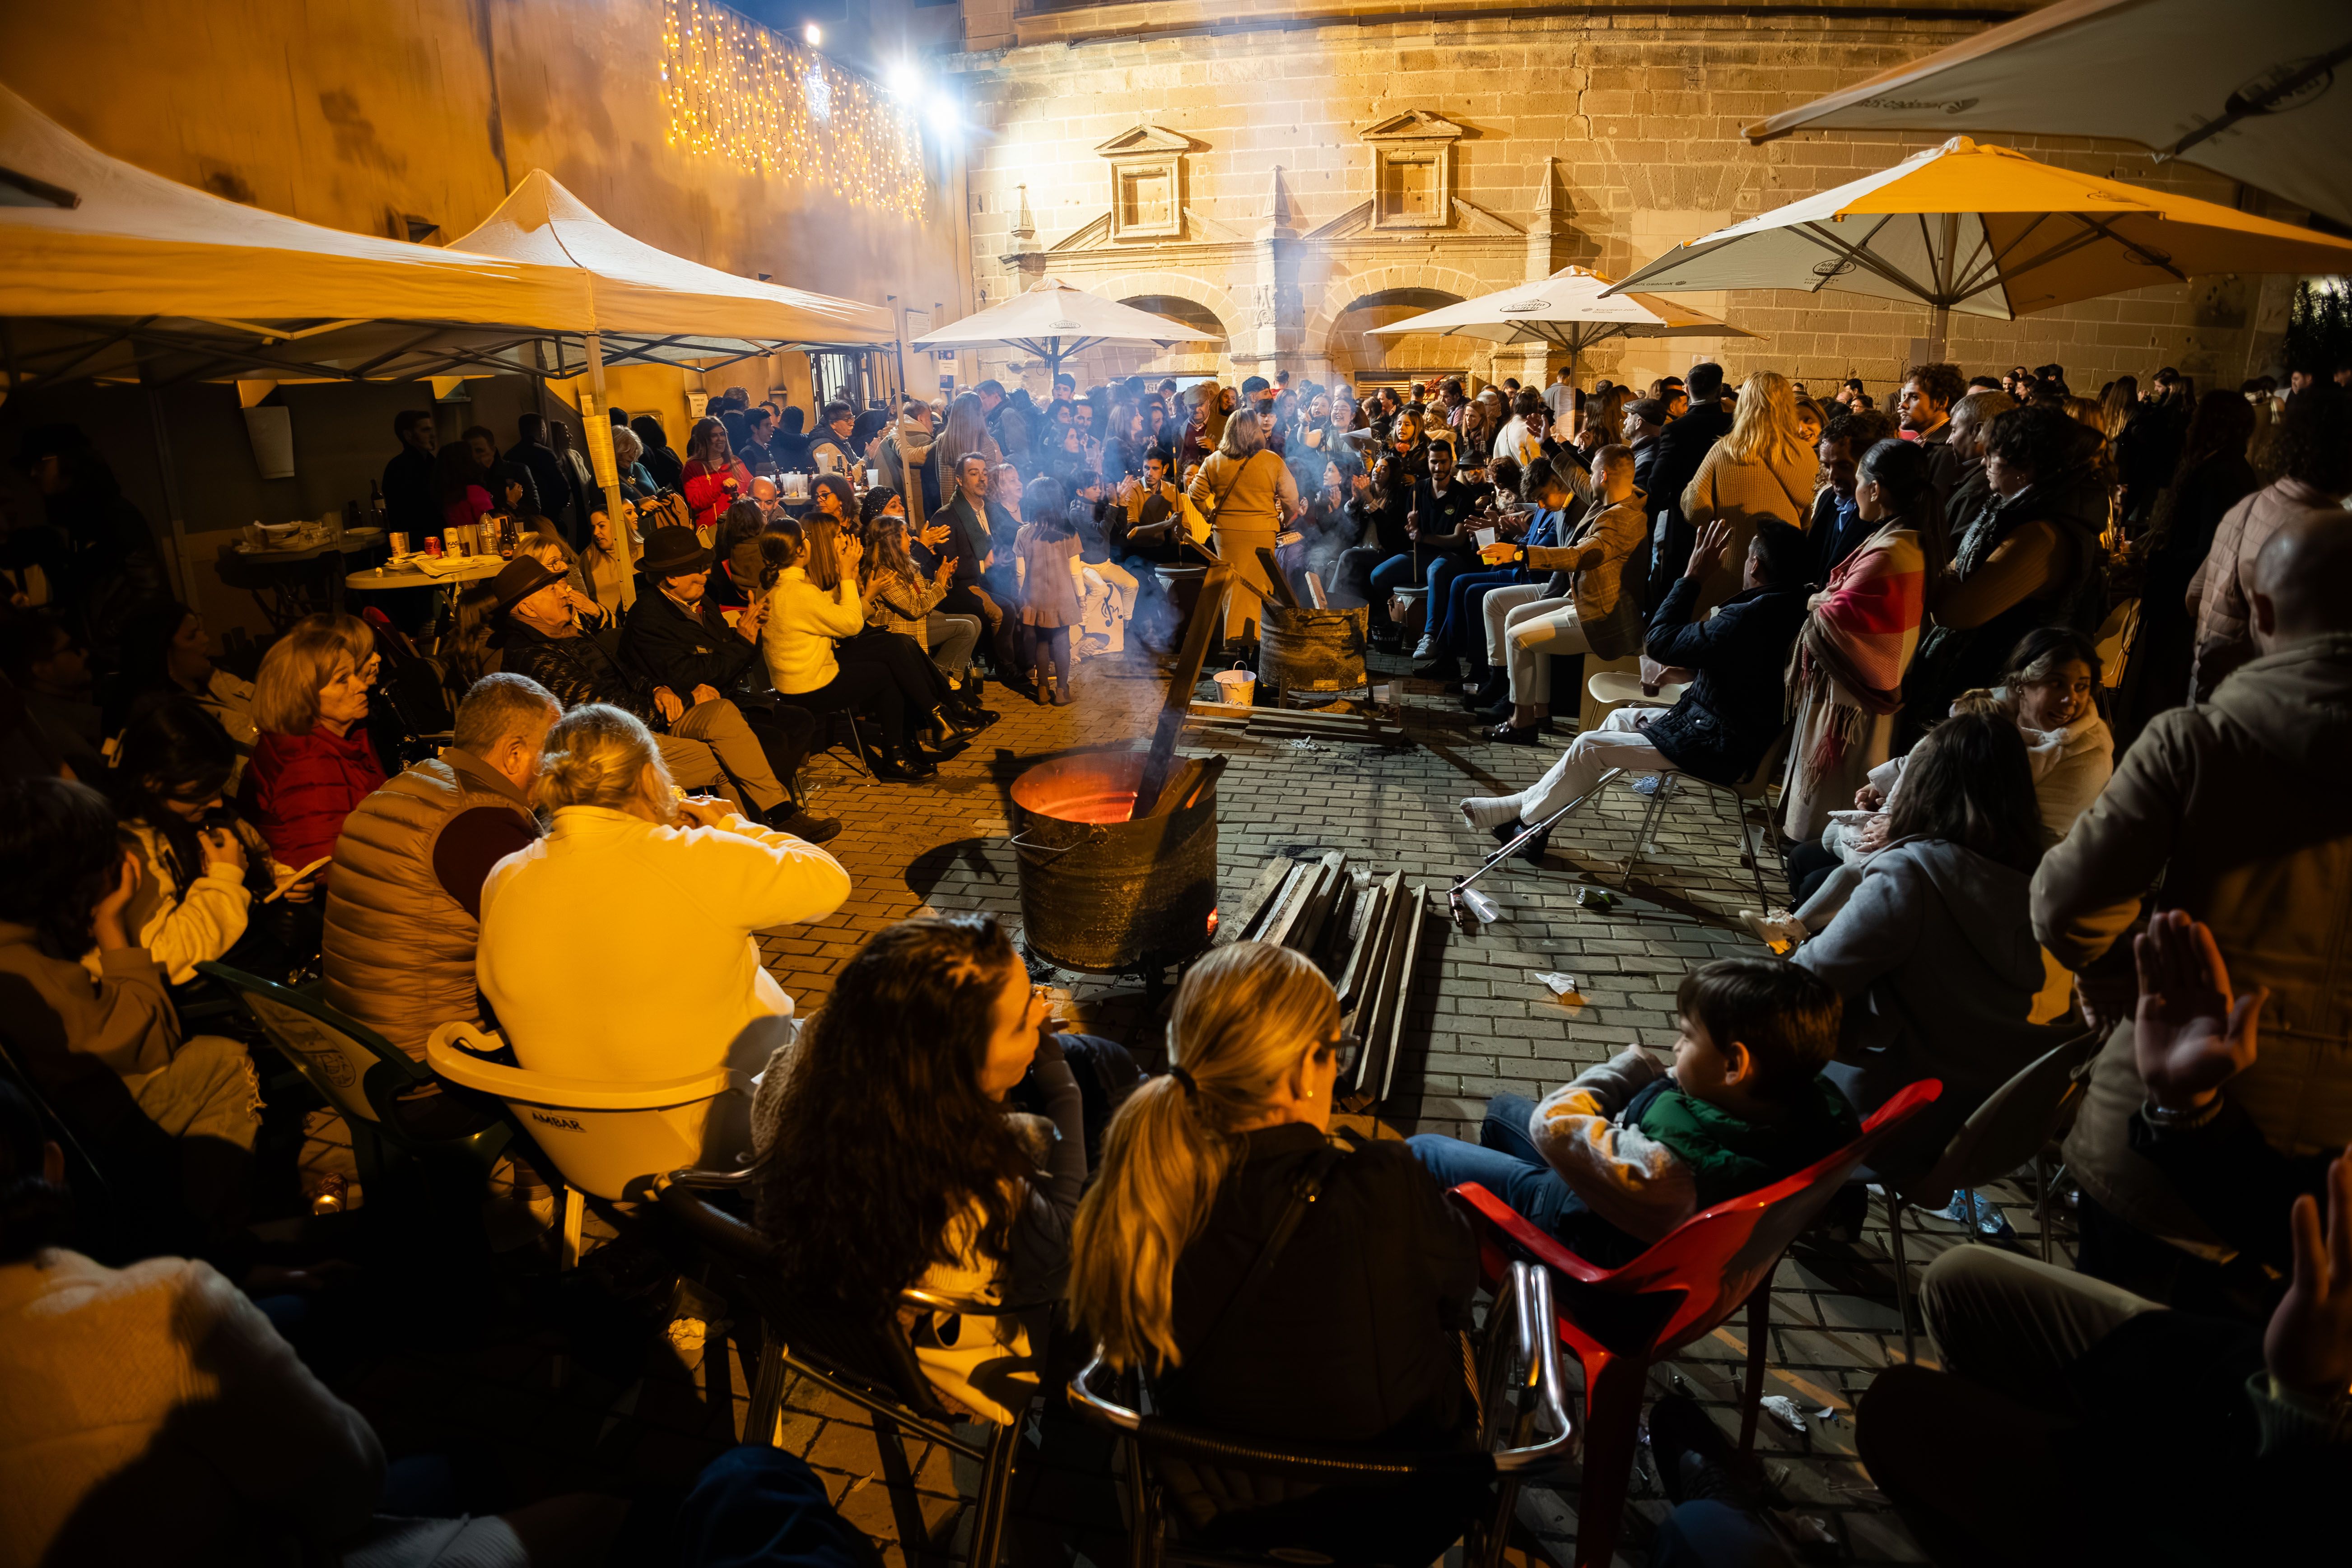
[349,642,2076,1566]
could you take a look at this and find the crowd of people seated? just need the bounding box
[0,351,2347,1565]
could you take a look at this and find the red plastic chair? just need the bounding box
[1449,1078,1942,1568]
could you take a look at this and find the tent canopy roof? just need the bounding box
[448,170,894,349]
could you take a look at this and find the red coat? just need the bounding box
[681,458,753,530]
[242,725,388,881]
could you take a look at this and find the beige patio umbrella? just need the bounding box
[1604,136,2352,360]
[1366,265,1754,382]
[1741,0,2352,228]
[908,275,1209,379]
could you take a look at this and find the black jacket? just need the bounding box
[620,585,762,698]
[1808,486,1871,586]
[1409,476,1490,556]
[1155,1125,1479,1451]
[506,441,574,529]
[1639,575,1809,784]
[922,493,1012,589]
[380,447,438,537]
[496,619,661,727]
[1643,401,1734,581]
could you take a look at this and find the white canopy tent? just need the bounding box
[1605,137,2352,360]
[1366,265,1753,381]
[1741,0,2352,228]
[908,276,1209,378]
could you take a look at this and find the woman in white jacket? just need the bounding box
[757,512,940,781]
[477,705,849,1155]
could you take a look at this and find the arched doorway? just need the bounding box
[1080,294,1230,383]
[1327,287,1463,386]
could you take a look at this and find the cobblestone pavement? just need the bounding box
[354,643,2074,1567]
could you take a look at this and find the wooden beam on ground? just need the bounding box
[1133,565,1233,817]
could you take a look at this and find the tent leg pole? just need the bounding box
[146,390,200,618]
[1928,304,1950,365]
[583,330,634,610]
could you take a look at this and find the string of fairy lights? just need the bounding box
[658,0,927,222]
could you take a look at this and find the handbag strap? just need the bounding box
[1193,1142,1351,1363]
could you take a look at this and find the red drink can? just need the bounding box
[424,536,444,557]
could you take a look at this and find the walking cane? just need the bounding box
[1447,768,1627,933]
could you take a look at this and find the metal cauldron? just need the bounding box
[1009,753,1219,974]
[1258,604,1370,704]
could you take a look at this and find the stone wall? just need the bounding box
[946,0,2298,399]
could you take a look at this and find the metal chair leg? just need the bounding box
[1621,776,1672,889]
[1887,1189,1915,1364]
[869,1411,936,1568]
[1738,1283,1771,1452]
[746,1337,788,1447]
[840,710,872,777]
[965,1414,1021,1568]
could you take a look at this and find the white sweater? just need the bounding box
[477,806,850,1084]
[0,1249,382,1564]
[759,565,867,695]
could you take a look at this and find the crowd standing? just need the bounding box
[0,347,2346,1565]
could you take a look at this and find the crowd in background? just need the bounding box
[0,335,2347,1565]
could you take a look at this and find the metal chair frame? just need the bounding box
[1615,721,1792,914]
[654,1168,1034,1568]
[1064,1260,1574,1568]
[1874,1029,2104,1361]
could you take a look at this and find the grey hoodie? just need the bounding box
[1796,837,2052,1112]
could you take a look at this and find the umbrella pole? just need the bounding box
[1928,304,1951,366]
[582,330,634,611]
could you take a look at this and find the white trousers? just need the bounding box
[1502,597,1589,706]
[1510,706,1675,823]
[1480,581,1554,665]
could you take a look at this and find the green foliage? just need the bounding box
[2284,279,2352,373]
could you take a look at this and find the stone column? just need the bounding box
[1518,155,1573,387]
[1241,166,1303,382]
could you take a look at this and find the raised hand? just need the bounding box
[2266,1154,2352,1398]
[1685,520,1733,581]
[2133,909,2266,1111]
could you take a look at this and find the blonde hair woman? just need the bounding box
[1184,410,1300,639]
[1069,942,1479,1475]
[1681,370,1818,611]
[241,613,384,890]
[476,703,848,1101]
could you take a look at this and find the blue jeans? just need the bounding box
[1409,1093,1644,1265]
[1438,568,1524,660]
[1650,1501,1797,1568]
[675,1446,879,1568]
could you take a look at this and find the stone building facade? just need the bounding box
[945,0,2299,399]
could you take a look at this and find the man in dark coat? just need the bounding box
[1457,518,1809,856]
[1641,361,1735,596]
[505,414,575,535]
[616,527,833,842]
[381,410,440,539]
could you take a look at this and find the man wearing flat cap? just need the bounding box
[622,527,834,842]
[489,553,818,838]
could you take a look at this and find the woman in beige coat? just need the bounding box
[1186,410,1299,640]
[1682,370,1818,612]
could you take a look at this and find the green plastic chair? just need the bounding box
[195,961,509,1204]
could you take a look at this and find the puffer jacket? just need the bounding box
[1638,576,1810,785]
[241,726,387,884]
[321,751,537,1058]
[2035,632,2352,1251]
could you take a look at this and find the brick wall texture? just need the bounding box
[947,1,2299,397]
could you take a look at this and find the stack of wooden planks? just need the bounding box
[1183,700,1407,747]
[1210,851,1430,1110]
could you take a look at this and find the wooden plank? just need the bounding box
[1379,887,1430,1103]
[1254,862,1317,951]
[1213,856,1294,949]
[1354,885,1414,1096]
[1134,565,1234,817]
[1335,871,1399,1010]
[1302,572,1328,609]
[1289,851,1350,960]
[1139,756,1209,819]
[1254,546,1302,610]
[1174,754,1227,812]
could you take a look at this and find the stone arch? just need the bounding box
[1304,261,1490,366]
[1101,268,1247,349]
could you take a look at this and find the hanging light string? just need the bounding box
[659,0,925,222]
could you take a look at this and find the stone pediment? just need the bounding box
[1452,197,1522,236]
[1047,207,1243,250]
[1094,124,1197,157]
[1357,109,1466,144]
[1299,197,1518,241]
[1304,201,1374,242]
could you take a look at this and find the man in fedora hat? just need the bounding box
[489,555,804,833]
[622,527,834,843]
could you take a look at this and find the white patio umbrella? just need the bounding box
[1604,137,2352,360]
[908,275,1209,377]
[1741,0,2352,227]
[1366,264,1752,380]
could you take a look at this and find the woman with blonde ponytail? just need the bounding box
[1070,941,1480,1470]
[475,704,849,1122]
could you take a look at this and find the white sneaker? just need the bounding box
[1412,634,1438,659]
[1742,908,1808,953]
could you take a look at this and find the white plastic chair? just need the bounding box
[424,1022,738,1268]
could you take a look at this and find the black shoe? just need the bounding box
[764,808,841,844]
[1462,680,1506,709]
[873,753,937,782]
[958,707,1001,732]
[1477,698,1515,724]
[921,722,971,758]
[1646,1394,1768,1511]
[1412,656,1460,681]
[1488,819,1549,866]
[1490,722,1541,745]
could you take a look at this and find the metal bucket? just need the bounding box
[1010,753,1220,974]
[1258,604,1370,702]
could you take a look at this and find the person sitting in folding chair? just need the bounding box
[1409,958,1857,1266]
[1457,518,1811,865]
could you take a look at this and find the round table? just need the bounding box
[224,528,387,621]
[345,554,507,594]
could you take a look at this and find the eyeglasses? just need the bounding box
[1318,1032,1362,1078]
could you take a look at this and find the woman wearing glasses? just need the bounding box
[1067,942,1482,1556]
[750,914,1133,1425]
[239,613,385,905]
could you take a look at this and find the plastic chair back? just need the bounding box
[197,960,426,1126]
[1906,1031,2098,1212]
[426,1023,732,1202]
[1456,1078,1942,1360]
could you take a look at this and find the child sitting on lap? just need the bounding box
[1408,958,1858,1266]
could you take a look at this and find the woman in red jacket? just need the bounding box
[241,614,386,897]
[681,416,754,535]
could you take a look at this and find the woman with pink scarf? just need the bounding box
[1782,440,1932,842]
